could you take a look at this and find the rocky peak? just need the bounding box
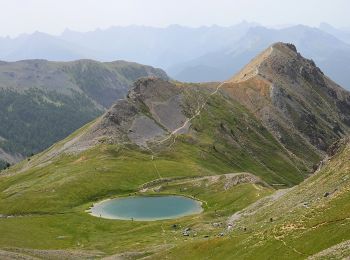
[271,42,297,53]
[262,42,325,85]
[223,42,350,158]
[285,43,297,52]
[231,42,324,86]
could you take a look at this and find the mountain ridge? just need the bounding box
[0,59,168,166]
[16,43,350,173]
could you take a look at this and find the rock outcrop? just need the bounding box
[61,78,190,152]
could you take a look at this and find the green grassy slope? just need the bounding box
[0,139,275,255]
[158,139,350,259]
[0,82,310,256]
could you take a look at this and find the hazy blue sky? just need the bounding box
[1,0,349,37]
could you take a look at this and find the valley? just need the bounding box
[0,43,349,259]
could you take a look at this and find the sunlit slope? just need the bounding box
[158,139,350,259]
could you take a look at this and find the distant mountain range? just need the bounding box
[1,23,350,89]
[319,22,350,44]
[0,22,256,66]
[171,25,350,90]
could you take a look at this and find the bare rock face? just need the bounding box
[224,42,350,159]
[128,115,166,147]
[61,77,189,152]
[128,78,188,132]
[108,78,190,147]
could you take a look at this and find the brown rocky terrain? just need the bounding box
[223,42,350,164]
[56,78,191,153]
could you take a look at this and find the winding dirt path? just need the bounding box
[157,81,227,145]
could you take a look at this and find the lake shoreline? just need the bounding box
[87,195,203,221]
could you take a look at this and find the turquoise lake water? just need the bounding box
[89,195,203,221]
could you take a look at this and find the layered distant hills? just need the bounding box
[0,59,167,165]
[1,23,350,89]
[0,23,255,67]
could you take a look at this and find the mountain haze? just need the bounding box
[319,22,350,44]
[1,24,350,90]
[0,32,86,61]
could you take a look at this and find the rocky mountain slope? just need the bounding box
[0,59,167,166]
[224,42,350,165]
[0,43,349,259]
[47,43,350,173]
